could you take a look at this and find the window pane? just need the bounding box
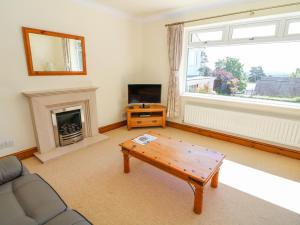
[191,30,223,42]
[232,24,276,39]
[185,42,300,104]
[186,48,203,76]
[288,21,300,34]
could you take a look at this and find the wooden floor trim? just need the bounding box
[2,121,127,161]
[167,121,300,160]
[5,120,299,161]
[6,147,38,160]
[98,120,127,133]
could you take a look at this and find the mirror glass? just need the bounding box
[22,27,86,76]
[29,34,83,72]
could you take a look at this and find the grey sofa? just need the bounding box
[0,156,92,225]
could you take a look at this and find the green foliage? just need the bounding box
[239,79,247,92]
[200,51,208,65]
[198,51,212,76]
[198,66,212,76]
[248,66,266,82]
[215,57,246,91]
[215,57,245,79]
[290,68,300,78]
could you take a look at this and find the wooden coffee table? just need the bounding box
[120,131,225,214]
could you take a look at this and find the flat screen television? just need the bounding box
[128,84,161,105]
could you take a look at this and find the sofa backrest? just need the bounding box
[0,156,23,185]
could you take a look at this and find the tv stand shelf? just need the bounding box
[126,105,166,130]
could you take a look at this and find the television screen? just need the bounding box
[128,84,161,104]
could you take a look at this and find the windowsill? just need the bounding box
[181,92,300,115]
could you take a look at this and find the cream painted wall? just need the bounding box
[0,0,141,156]
[140,0,300,119]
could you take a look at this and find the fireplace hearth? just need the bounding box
[52,106,85,147]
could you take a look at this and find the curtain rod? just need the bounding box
[165,2,300,27]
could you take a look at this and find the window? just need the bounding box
[231,23,277,40]
[286,19,300,35]
[184,15,300,105]
[191,30,223,43]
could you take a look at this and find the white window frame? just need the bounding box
[284,17,300,38]
[188,26,228,46]
[181,14,300,109]
[229,20,281,43]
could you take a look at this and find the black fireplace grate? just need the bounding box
[56,109,84,146]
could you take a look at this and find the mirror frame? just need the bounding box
[22,27,87,76]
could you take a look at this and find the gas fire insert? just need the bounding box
[51,106,85,147]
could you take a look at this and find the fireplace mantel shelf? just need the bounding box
[23,86,98,98]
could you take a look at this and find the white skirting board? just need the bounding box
[184,104,300,150]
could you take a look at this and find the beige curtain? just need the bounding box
[62,38,72,71]
[166,23,184,118]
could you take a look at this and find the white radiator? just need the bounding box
[184,104,300,149]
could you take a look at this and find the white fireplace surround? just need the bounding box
[23,87,107,162]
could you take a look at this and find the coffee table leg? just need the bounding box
[193,185,204,214]
[211,170,219,188]
[123,150,130,173]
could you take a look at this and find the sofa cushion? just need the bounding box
[0,180,37,225]
[13,174,67,225]
[44,210,92,225]
[0,156,23,185]
[0,173,67,225]
[0,156,92,225]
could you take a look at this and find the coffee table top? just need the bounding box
[120,131,225,186]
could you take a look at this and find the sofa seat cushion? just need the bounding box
[44,210,92,225]
[0,181,37,225]
[0,174,67,225]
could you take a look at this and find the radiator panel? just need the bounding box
[184,104,300,149]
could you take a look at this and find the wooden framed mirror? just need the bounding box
[22,27,87,76]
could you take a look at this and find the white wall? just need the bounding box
[0,0,142,156]
[140,0,300,118]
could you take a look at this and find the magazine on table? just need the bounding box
[133,134,157,145]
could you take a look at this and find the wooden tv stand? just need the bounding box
[126,105,166,130]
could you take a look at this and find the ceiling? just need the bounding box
[94,0,250,17]
[92,0,296,18]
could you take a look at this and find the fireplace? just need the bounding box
[51,106,85,147]
[23,87,108,162]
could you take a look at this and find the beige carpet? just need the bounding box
[23,127,300,225]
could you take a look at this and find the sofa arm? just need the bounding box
[0,156,24,184]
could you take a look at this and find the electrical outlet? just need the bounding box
[0,139,14,150]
